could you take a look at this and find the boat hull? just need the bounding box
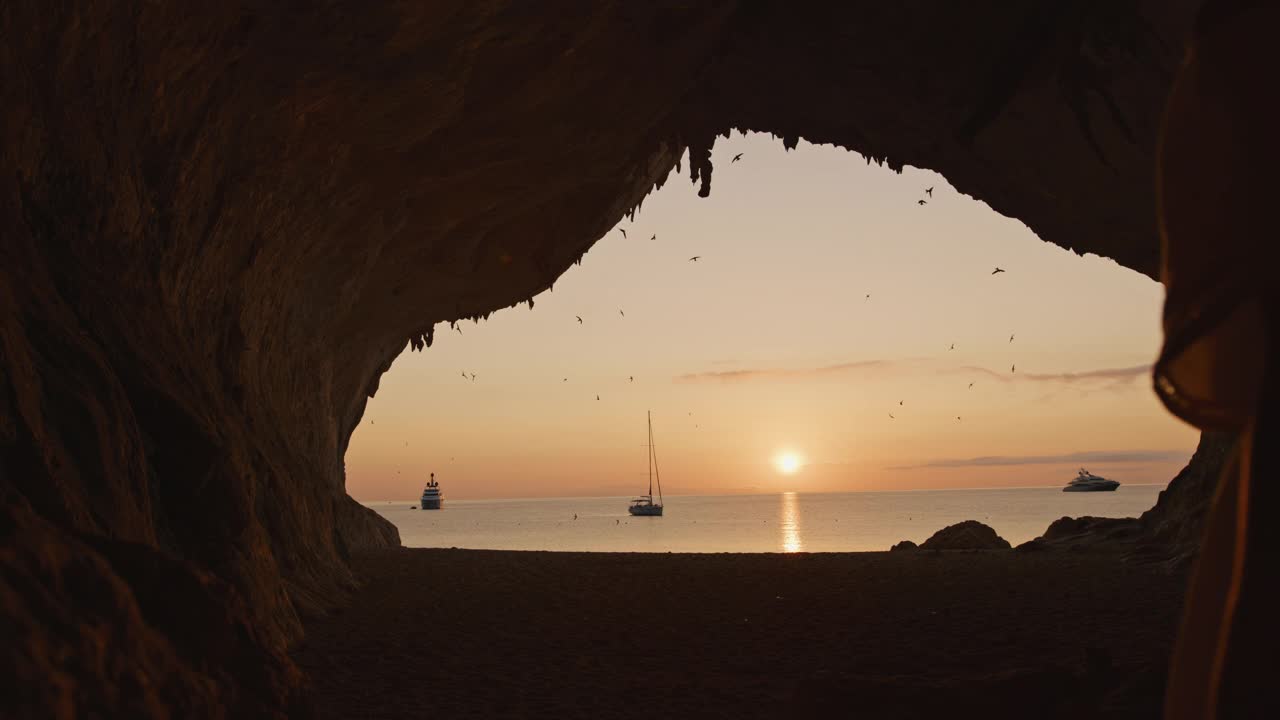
[1062,482,1120,492]
[628,504,663,516]
[421,496,444,509]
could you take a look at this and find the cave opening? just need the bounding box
[8,0,1270,716]
[344,133,1197,553]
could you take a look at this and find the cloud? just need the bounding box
[891,449,1190,470]
[959,364,1151,385]
[674,359,893,383]
[675,360,1151,386]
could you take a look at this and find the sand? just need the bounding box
[294,548,1186,719]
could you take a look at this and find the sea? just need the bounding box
[366,484,1165,553]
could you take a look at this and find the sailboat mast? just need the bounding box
[647,411,653,498]
[651,414,663,505]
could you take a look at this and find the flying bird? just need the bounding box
[619,309,625,317]
[454,325,462,334]
[461,371,467,379]
[596,394,600,401]
[1009,333,1015,343]
[899,400,904,406]
[949,343,954,351]
[917,199,927,206]
[888,412,895,419]
[469,373,476,382]
[968,382,974,389]
[688,256,701,262]
[576,315,583,324]
[732,153,743,163]
[925,186,933,197]
[619,229,627,239]
[650,234,656,241]
[629,376,634,382]
[865,294,871,301]
[563,377,568,382]
[991,267,1005,275]
[1011,364,1016,373]
[956,416,962,422]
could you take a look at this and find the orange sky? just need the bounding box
[345,133,1199,501]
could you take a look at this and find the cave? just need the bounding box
[1,1,1270,718]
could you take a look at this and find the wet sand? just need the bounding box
[294,548,1186,719]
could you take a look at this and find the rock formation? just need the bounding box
[1,1,1216,716]
[921,521,1013,551]
[890,540,919,552]
[1138,432,1236,560]
[1015,433,1235,564]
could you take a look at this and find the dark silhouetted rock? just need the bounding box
[1042,516,1141,543]
[1139,432,1236,562]
[1022,433,1234,564]
[890,540,919,552]
[1015,538,1048,552]
[921,521,1012,551]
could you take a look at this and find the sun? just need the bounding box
[774,451,803,475]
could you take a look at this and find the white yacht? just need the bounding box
[628,412,664,516]
[420,473,444,509]
[1063,468,1120,492]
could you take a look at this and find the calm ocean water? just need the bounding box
[366,484,1165,553]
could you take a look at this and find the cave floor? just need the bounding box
[294,548,1186,719]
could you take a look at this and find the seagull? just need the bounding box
[629,376,634,382]
[650,234,656,241]
[949,343,955,351]
[563,378,568,382]
[899,400,904,406]
[865,294,871,301]
[596,395,600,401]
[454,325,462,334]
[576,315,583,324]
[461,371,467,379]
[688,256,701,262]
[619,309,625,317]
[732,153,743,163]
[991,267,1005,275]
[889,412,895,419]
[1009,333,1015,343]
[957,416,962,422]
[469,373,476,382]
[925,186,934,197]
[619,229,627,239]
[1011,364,1016,373]
[917,199,927,206]
[968,382,974,389]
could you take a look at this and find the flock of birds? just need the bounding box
[452,171,1023,429]
[886,190,1019,425]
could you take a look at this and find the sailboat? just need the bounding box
[628,411,664,516]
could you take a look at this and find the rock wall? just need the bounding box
[1,1,1207,716]
[1139,431,1237,562]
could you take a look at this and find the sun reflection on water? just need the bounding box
[779,491,803,553]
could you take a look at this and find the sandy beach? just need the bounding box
[294,548,1186,719]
